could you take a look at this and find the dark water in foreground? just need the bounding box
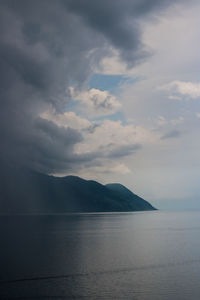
[1,211,200,299]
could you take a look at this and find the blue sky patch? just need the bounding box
[89,73,136,92]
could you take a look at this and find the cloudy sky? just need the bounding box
[1,0,200,209]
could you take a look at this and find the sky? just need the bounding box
[1,0,200,209]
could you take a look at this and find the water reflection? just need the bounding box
[1,211,200,299]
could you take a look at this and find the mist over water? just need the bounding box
[1,211,200,299]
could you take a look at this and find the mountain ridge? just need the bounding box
[0,164,156,213]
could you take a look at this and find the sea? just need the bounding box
[1,211,200,299]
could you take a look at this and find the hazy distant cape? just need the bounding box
[0,164,156,213]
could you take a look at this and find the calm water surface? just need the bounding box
[1,211,200,299]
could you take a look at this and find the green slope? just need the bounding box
[0,163,156,213]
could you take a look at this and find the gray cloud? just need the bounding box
[0,0,104,172]
[161,129,182,140]
[106,144,142,158]
[0,0,182,174]
[65,0,184,65]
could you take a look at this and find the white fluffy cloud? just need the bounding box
[41,110,91,130]
[69,87,121,116]
[41,110,159,158]
[75,119,158,155]
[78,162,131,179]
[160,81,200,100]
[156,116,184,126]
[41,109,160,177]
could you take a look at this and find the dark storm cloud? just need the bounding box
[107,144,142,159]
[65,0,183,65]
[0,0,182,174]
[0,0,104,173]
[161,129,182,140]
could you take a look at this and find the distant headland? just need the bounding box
[0,163,156,213]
